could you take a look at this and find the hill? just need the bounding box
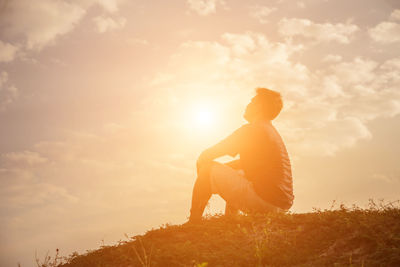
[37,201,400,267]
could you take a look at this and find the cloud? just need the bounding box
[96,0,122,13]
[0,0,86,50]
[322,54,343,63]
[126,38,149,46]
[390,9,400,21]
[293,116,372,157]
[148,32,400,157]
[0,0,126,51]
[371,172,400,184]
[0,118,194,230]
[330,57,378,87]
[249,5,276,24]
[221,33,257,56]
[0,71,18,111]
[282,57,400,155]
[297,1,306,9]
[369,21,400,44]
[0,41,19,62]
[278,18,359,43]
[1,150,48,166]
[186,0,226,16]
[93,16,126,33]
[0,179,79,210]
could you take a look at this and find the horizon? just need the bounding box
[1,0,400,266]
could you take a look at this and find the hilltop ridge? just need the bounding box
[37,202,400,267]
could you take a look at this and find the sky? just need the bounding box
[1,0,400,266]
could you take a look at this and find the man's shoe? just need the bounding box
[183,216,203,226]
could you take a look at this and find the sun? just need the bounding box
[181,99,226,137]
[195,109,214,127]
[187,102,218,132]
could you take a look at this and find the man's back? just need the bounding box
[214,120,294,209]
[241,121,294,210]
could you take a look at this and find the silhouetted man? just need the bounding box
[188,88,294,223]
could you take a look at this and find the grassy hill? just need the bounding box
[37,201,400,267]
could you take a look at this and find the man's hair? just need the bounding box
[254,87,283,120]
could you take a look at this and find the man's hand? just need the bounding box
[225,159,241,170]
[196,150,211,173]
[196,139,231,175]
[196,150,207,170]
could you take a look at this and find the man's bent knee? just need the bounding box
[197,160,219,177]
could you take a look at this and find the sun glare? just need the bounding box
[185,102,219,133]
[195,109,213,127]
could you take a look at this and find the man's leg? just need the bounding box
[223,161,241,216]
[189,162,213,222]
[224,202,239,216]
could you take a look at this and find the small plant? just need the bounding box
[35,248,65,267]
[130,236,153,267]
[48,199,400,267]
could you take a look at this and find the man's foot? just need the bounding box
[225,203,239,217]
[183,216,203,226]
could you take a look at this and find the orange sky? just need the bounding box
[1,0,400,266]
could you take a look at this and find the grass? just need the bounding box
[35,200,400,267]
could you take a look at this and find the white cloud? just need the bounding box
[369,21,400,44]
[322,54,343,63]
[93,16,126,33]
[381,57,400,71]
[297,1,306,9]
[311,57,400,124]
[390,9,400,21]
[2,150,48,166]
[0,120,194,228]
[286,55,400,152]
[330,57,378,87]
[293,116,372,157]
[187,0,226,16]
[278,18,359,43]
[148,32,400,157]
[0,71,18,111]
[371,172,400,184]
[0,0,126,51]
[96,0,122,13]
[150,73,175,86]
[221,33,256,56]
[0,85,17,111]
[0,0,86,50]
[0,41,19,62]
[0,71,8,87]
[126,38,149,45]
[0,180,79,209]
[249,5,277,24]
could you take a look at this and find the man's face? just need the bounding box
[244,96,260,123]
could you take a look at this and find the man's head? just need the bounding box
[244,88,283,123]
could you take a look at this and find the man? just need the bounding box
[188,88,294,223]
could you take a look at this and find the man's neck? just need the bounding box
[253,118,271,124]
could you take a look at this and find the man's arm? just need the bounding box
[225,159,242,170]
[196,125,247,170]
[196,144,229,171]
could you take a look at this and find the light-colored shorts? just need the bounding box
[209,161,284,214]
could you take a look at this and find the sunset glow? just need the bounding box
[192,104,217,130]
[195,108,213,126]
[1,1,400,266]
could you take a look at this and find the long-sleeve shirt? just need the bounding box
[210,120,294,209]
